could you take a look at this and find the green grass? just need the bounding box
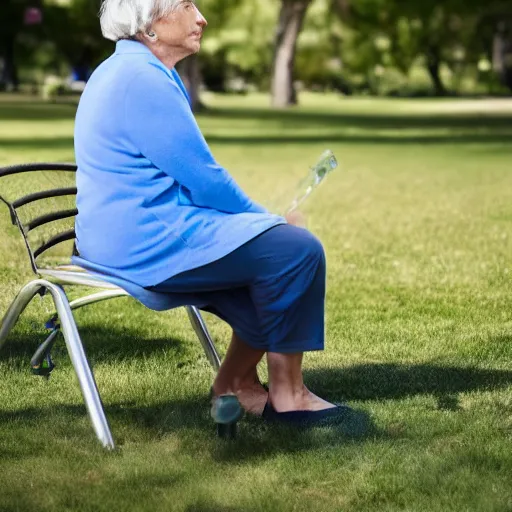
[1,92,512,512]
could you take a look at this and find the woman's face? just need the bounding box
[151,1,207,58]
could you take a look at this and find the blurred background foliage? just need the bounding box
[1,0,511,106]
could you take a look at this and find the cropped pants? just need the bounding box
[147,224,326,353]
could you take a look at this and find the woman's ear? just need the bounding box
[143,29,158,43]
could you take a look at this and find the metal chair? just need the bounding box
[0,162,222,449]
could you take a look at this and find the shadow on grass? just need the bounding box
[204,133,512,145]
[203,106,512,129]
[0,137,75,150]
[3,325,512,399]
[0,324,193,369]
[1,104,512,149]
[0,101,77,121]
[185,502,257,512]
[2,131,512,151]
[303,363,512,402]
[2,357,512,462]
[2,319,511,460]
[1,326,375,458]
[0,397,375,464]
[200,107,512,146]
[3,98,511,127]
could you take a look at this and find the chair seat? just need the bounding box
[38,263,196,312]
[38,267,122,290]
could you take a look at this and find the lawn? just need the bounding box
[0,92,511,512]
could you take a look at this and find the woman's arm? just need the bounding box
[124,64,266,214]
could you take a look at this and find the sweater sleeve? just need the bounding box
[124,63,267,214]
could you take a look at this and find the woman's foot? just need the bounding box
[236,382,268,415]
[266,352,336,413]
[212,331,267,414]
[269,385,336,413]
[212,380,268,416]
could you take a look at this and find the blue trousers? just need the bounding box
[147,224,326,353]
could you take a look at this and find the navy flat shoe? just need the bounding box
[262,401,352,426]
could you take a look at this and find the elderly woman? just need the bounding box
[73,0,348,431]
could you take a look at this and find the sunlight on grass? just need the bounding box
[0,93,511,511]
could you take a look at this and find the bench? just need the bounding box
[0,162,222,449]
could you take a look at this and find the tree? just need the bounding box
[335,0,486,96]
[177,55,202,111]
[46,0,112,71]
[200,0,278,91]
[476,0,512,92]
[492,21,512,91]
[178,0,245,111]
[271,0,313,107]
[0,0,43,90]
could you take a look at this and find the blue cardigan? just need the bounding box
[73,40,284,294]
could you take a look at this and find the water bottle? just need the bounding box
[276,150,338,215]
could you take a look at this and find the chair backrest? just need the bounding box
[0,163,78,273]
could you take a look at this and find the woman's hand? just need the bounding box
[285,210,307,228]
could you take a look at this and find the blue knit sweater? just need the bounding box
[73,40,284,289]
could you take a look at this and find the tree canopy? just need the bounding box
[1,0,511,103]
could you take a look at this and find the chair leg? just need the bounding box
[68,290,130,312]
[0,281,44,351]
[185,306,221,371]
[30,326,59,377]
[43,281,115,449]
[0,279,115,450]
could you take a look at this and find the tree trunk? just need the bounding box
[493,21,512,93]
[271,0,311,108]
[0,35,19,92]
[425,45,446,96]
[333,0,350,19]
[493,22,506,75]
[177,54,202,112]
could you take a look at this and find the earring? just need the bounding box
[147,31,157,40]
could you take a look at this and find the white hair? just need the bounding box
[99,0,182,41]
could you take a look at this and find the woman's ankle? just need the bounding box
[213,378,265,396]
[269,386,335,412]
[212,376,235,396]
[268,385,308,412]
